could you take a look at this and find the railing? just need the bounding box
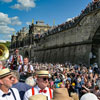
[34,1,100,40]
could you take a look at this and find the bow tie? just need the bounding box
[39,89,47,93]
[2,92,11,97]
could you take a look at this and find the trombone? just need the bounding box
[0,44,9,60]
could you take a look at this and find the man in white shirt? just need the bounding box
[24,70,53,100]
[18,57,34,73]
[18,57,34,82]
[0,68,21,100]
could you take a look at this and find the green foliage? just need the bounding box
[0,41,11,48]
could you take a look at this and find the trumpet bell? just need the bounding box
[0,44,9,60]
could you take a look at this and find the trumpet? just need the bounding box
[0,44,9,60]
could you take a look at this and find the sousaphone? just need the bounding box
[0,44,9,60]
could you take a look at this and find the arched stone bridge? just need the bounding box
[34,5,100,66]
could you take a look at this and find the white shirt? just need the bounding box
[0,88,21,100]
[18,64,34,72]
[24,85,53,100]
[9,55,23,65]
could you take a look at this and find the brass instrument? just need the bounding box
[0,44,9,60]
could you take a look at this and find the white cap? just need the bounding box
[80,93,98,100]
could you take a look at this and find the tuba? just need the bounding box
[0,44,9,60]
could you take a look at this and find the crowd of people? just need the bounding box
[27,62,100,99]
[0,47,100,100]
[0,0,100,99]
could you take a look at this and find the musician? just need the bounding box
[18,57,34,73]
[18,57,34,81]
[9,49,23,70]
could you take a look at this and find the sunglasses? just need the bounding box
[42,78,49,81]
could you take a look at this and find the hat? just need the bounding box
[51,88,73,100]
[71,93,79,100]
[0,68,11,78]
[36,70,50,78]
[72,82,75,86]
[28,94,47,100]
[80,93,98,100]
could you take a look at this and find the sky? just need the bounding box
[0,0,92,42]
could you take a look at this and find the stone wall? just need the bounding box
[35,44,91,65]
[34,9,100,65]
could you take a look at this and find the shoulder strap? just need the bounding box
[32,87,35,95]
[28,64,30,69]
[28,64,31,72]
[22,64,24,72]
[10,88,16,100]
[12,55,14,63]
[32,87,52,98]
[19,55,21,62]
[49,88,52,99]
[19,64,24,72]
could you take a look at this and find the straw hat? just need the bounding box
[51,88,73,100]
[0,68,11,78]
[71,93,79,100]
[36,70,50,78]
[28,94,47,100]
[80,93,98,100]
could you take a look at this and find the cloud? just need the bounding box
[0,34,11,42]
[26,21,31,25]
[0,0,12,3]
[0,40,6,43]
[0,34,11,41]
[0,12,22,26]
[0,25,15,34]
[66,18,72,22]
[11,0,36,11]
[0,39,11,42]
[0,12,22,42]
[0,12,11,25]
[0,12,22,34]
[11,16,22,25]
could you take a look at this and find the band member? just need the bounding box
[18,57,34,73]
[18,57,34,81]
[9,49,23,70]
[24,70,53,100]
[0,68,21,100]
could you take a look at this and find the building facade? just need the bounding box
[11,21,51,61]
